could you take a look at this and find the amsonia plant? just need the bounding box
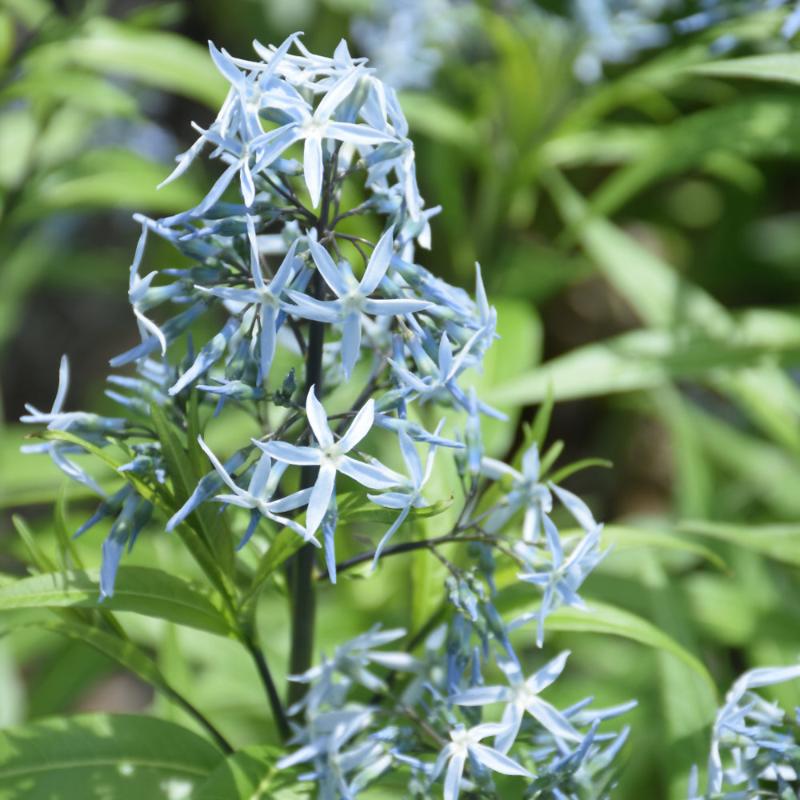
[15,31,800,800]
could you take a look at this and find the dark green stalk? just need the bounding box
[164,686,234,754]
[244,634,291,740]
[286,152,336,704]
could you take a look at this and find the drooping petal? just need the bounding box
[303,135,323,209]
[307,463,336,534]
[443,751,465,800]
[340,312,361,379]
[370,505,410,571]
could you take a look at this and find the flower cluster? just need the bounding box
[691,665,800,798]
[571,0,800,82]
[351,0,476,90]
[21,34,632,796]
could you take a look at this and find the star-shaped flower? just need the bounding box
[451,651,581,753]
[197,436,315,547]
[286,227,430,378]
[432,722,531,800]
[257,387,402,535]
[197,215,299,385]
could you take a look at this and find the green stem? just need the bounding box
[244,633,290,740]
[286,153,336,704]
[164,686,234,754]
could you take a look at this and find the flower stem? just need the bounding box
[244,633,290,740]
[287,306,323,705]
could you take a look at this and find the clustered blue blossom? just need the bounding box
[351,0,476,90]
[571,0,800,82]
[690,665,800,798]
[20,33,636,797]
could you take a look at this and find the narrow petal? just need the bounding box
[259,305,277,384]
[246,215,264,289]
[526,696,582,742]
[339,399,375,453]
[340,312,361,379]
[315,68,361,121]
[307,463,336,534]
[469,743,531,777]
[247,451,273,498]
[303,135,323,209]
[256,439,320,466]
[443,752,466,800]
[360,225,395,294]
[451,685,509,707]
[240,157,255,206]
[308,238,348,296]
[326,121,397,146]
[197,436,243,495]
[270,238,300,294]
[306,386,334,448]
[362,298,430,316]
[371,505,409,571]
[339,456,401,490]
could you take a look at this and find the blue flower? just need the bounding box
[257,387,403,536]
[431,722,531,800]
[197,436,314,547]
[247,66,398,208]
[196,216,300,385]
[451,651,580,753]
[286,227,430,378]
[367,424,441,569]
[512,525,606,648]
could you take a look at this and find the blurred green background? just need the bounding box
[3,1,800,797]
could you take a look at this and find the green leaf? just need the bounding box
[32,17,227,108]
[680,519,800,567]
[0,713,222,799]
[600,525,728,572]
[151,403,235,583]
[398,92,480,151]
[691,53,800,86]
[242,529,304,608]
[487,327,800,405]
[591,96,800,215]
[546,172,800,455]
[11,514,56,573]
[0,567,234,637]
[22,149,201,214]
[542,601,717,699]
[196,745,307,799]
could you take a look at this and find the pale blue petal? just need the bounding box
[443,752,465,800]
[360,225,395,294]
[307,463,336,534]
[306,386,334,448]
[469,743,530,777]
[340,312,361,379]
[339,399,374,453]
[339,456,401,490]
[325,121,396,146]
[304,136,323,208]
[256,440,320,466]
[308,238,349,296]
